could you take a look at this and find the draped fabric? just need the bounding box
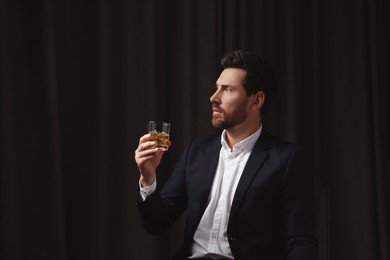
[0,1,388,259]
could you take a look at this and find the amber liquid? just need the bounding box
[149,131,170,150]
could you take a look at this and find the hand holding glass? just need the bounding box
[147,121,170,151]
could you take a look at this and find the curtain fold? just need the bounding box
[368,1,390,259]
[41,0,68,258]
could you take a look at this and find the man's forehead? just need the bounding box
[217,68,247,85]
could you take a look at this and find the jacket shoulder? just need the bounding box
[186,133,220,149]
[259,130,301,158]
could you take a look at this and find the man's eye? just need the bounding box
[225,88,233,92]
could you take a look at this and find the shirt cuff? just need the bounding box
[139,178,157,201]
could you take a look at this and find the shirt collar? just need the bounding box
[220,125,262,153]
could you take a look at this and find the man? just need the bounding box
[135,50,318,260]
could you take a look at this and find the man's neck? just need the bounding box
[224,122,261,149]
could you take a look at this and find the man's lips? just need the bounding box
[212,106,223,116]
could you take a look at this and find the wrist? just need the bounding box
[140,175,155,187]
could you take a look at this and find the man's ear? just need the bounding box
[252,91,265,109]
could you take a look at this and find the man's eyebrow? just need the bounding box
[215,82,232,88]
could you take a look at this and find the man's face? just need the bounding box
[210,68,251,130]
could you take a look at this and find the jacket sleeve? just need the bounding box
[136,139,193,235]
[282,147,318,260]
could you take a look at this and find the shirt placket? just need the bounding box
[207,149,236,253]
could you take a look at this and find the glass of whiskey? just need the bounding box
[147,121,170,151]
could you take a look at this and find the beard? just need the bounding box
[211,102,248,130]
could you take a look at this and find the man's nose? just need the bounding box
[210,90,220,103]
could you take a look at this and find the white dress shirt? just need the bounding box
[140,126,262,259]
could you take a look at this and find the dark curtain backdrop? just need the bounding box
[1,0,389,260]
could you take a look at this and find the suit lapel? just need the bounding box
[185,137,220,238]
[229,132,270,222]
[197,137,221,214]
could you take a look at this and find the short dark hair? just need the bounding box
[221,50,277,113]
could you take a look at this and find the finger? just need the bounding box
[139,134,151,145]
[154,149,165,156]
[136,154,156,164]
[135,146,159,159]
[136,141,158,154]
[135,150,160,167]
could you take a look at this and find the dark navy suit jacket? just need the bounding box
[137,130,318,260]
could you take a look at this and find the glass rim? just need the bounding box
[148,120,170,126]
